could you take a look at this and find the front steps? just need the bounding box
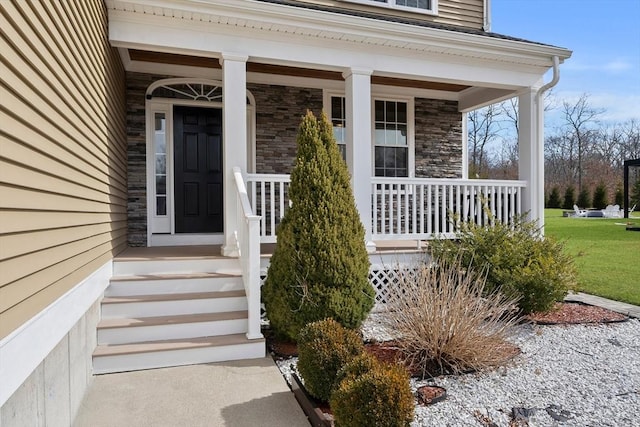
[93,250,265,374]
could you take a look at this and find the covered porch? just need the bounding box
[108,0,570,253]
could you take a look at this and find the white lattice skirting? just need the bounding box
[260,261,419,319]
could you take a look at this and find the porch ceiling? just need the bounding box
[127,49,471,93]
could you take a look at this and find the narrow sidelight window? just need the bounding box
[154,113,167,216]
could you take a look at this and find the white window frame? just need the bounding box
[323,91,415,178]
[146,103,172,235]
[323,91,348,159]
[341,0,438,16]
[372,96,414,178]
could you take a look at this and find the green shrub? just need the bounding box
[297,319,364,401]
[577,188,591,208]
[333,352,380,391]
[331,362,414,427]
[262,111,374,341]
[592,182,608,209]
[431,216,576,314]
[547,186,562,208]
[562,186,576,210]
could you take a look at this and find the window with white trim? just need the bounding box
[330,96,347,160]
[325,92,414,178]
[154,113,167,216]
[343,0,436,15]
[374,100,408,177]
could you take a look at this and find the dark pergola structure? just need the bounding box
[624,158,640,219]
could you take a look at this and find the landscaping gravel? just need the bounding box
[277,314,640,427]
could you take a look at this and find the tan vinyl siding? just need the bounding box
[437,0,484,28]
[297,0,485,30]
[0,0,127,338]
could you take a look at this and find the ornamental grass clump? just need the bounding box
[296,318,364,401]
[383,256,521,378]
[262,111,374,342]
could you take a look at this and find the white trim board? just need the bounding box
[150,233,224,247]
[0,261,112,406]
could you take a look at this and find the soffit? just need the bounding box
[107,0,571,70]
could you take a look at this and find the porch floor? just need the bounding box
[115,240,427,261]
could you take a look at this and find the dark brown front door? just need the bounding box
[173,106,223,233]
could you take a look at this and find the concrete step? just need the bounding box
[100,290,247,319]
[97,311,249,345]
[92,334,266,374]
[106,272,243,296]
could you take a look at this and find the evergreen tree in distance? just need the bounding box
[562,186,576,210]
[262,111,374,341]
[592,182,608,209]
[577,188,591,208]
[547,186,561,208]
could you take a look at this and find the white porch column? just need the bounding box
[221,53,248,256]
[518,87,545,233]
[343,68,375,252]
[461,112,469,179]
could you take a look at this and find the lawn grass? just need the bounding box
[544,209,640,305]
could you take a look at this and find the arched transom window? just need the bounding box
[146,78,254,105]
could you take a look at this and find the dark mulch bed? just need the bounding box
[268,302,628,361]
[364,340,521,379]
[526,302,628,325]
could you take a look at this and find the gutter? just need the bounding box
[538,56,560,97]
[534,55,560,235]
[483,0,491,32]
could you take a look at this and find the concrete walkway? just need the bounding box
[565,292,640,318]
[73,357,309,427]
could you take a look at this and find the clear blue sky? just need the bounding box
[492,0,640,124]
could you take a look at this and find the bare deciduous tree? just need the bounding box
[560,93,603,192]
[470,92,638,206]
[467,104,503,178]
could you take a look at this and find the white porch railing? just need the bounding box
[246,174,526,242]
[246,173,291,243]
[371,177,526,240]
[231,167,263,340]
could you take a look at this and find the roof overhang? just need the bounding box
[107,0,572,110]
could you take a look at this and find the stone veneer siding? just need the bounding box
[248,83,324,174]
[125,75,461,246]
[126,72,173,246]
[414,98,463,178]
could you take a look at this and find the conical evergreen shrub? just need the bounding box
[262,111,374,341]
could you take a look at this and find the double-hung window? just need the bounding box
[374,100,408,177]
[343,0,437,15]
[325,93,413,178]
